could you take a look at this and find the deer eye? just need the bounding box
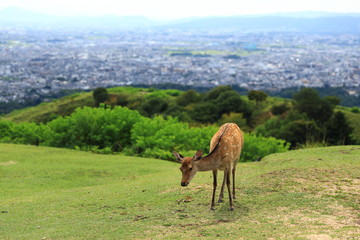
[189,167,193,171]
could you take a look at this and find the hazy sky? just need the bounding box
[1,0,360,19]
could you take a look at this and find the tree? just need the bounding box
[248,90,268,108]
[293,88,334,125]
[176,90,201,106]
[216,90,246,115]
[139,96,168,117]
[93,88,109,107]
[164,103,192,122]
[116,93,130,107]
[256,111,322,148]
[293,88,321,118]
[324,96,341,107]
[271,103,290,116]
[325,111,353,145]
[191,102,220,123]
[202,86,232,101]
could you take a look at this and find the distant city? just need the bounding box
[1,9,360,103]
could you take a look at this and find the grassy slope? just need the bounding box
[0,144,359,239]
[0,87,181,123]
[3,86,359,142]
[1,93,94,123]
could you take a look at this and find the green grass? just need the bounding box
[0,87,183,124]
[1,93,94,123]
[1,144,359,239]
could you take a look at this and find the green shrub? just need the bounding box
[351,107,360,114]
[256,112,322,148]
[241,133,290,162]
[271,103,290,115]
[0,120,48,145]
[176,90,201,106]
[45,106,143,149]
[131,116,190,158]
[93,87,109,107]
[191,102,220,123]
[130,116,218,160]
[130,116,288,162]
[0,120,13,142]
[10,122,47,145]
[1,106,289,162]
[139,97,168,117]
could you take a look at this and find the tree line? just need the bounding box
[93,86,357,148]
[1,85,357,159]
[0,105,288,162]
[258,88,354,147]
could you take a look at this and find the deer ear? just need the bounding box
[193,150,203,161]
[172,151,184,163]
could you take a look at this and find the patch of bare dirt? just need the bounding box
[293,175,360,198]
[160,183,211,194]
[261,168,359,199]
[0,161,16,166]
[159,188,178,194]
[338,147,360,154]
[273,203,360,239]
[305,234,333,240]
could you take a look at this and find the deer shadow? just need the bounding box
[210,199,250,222]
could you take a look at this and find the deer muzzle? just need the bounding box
[181,182,189,187]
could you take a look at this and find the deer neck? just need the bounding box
[195,154,220,171]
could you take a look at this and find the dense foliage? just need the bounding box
[257,88,355,147]
[2,85,358,151]
[248,90,268,109]
[0,106,289,162]
[93,87,109,107]
[270,86,360,107]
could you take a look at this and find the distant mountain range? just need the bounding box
[0,7,153,29]
[165,15,360,33]
[1,7,360,33]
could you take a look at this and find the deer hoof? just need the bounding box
[210,206,215,211]
[217,199,223,203]
[229,207,234,211]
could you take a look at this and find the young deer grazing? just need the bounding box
[173,123,244,211]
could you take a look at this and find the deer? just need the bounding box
[172,123,244,211]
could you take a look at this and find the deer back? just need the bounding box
[208,123,243,166]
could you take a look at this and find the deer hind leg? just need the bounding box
[232,166,236,199]
[226,168,234,211]
[210,169,218,211]
[218,171,226,203]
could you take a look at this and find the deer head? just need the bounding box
[172,150,203,187]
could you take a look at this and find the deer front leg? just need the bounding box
[226,168,234,211]
[218,171,226,203]
[211,169,218,211]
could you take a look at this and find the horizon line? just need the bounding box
[1,6,360,21]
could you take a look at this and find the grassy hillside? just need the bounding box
[3,86,359,145]
[1,144,359,239]
[0,87,182,123]
[1,92,94,123]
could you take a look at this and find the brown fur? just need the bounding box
[173,123,244,211]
